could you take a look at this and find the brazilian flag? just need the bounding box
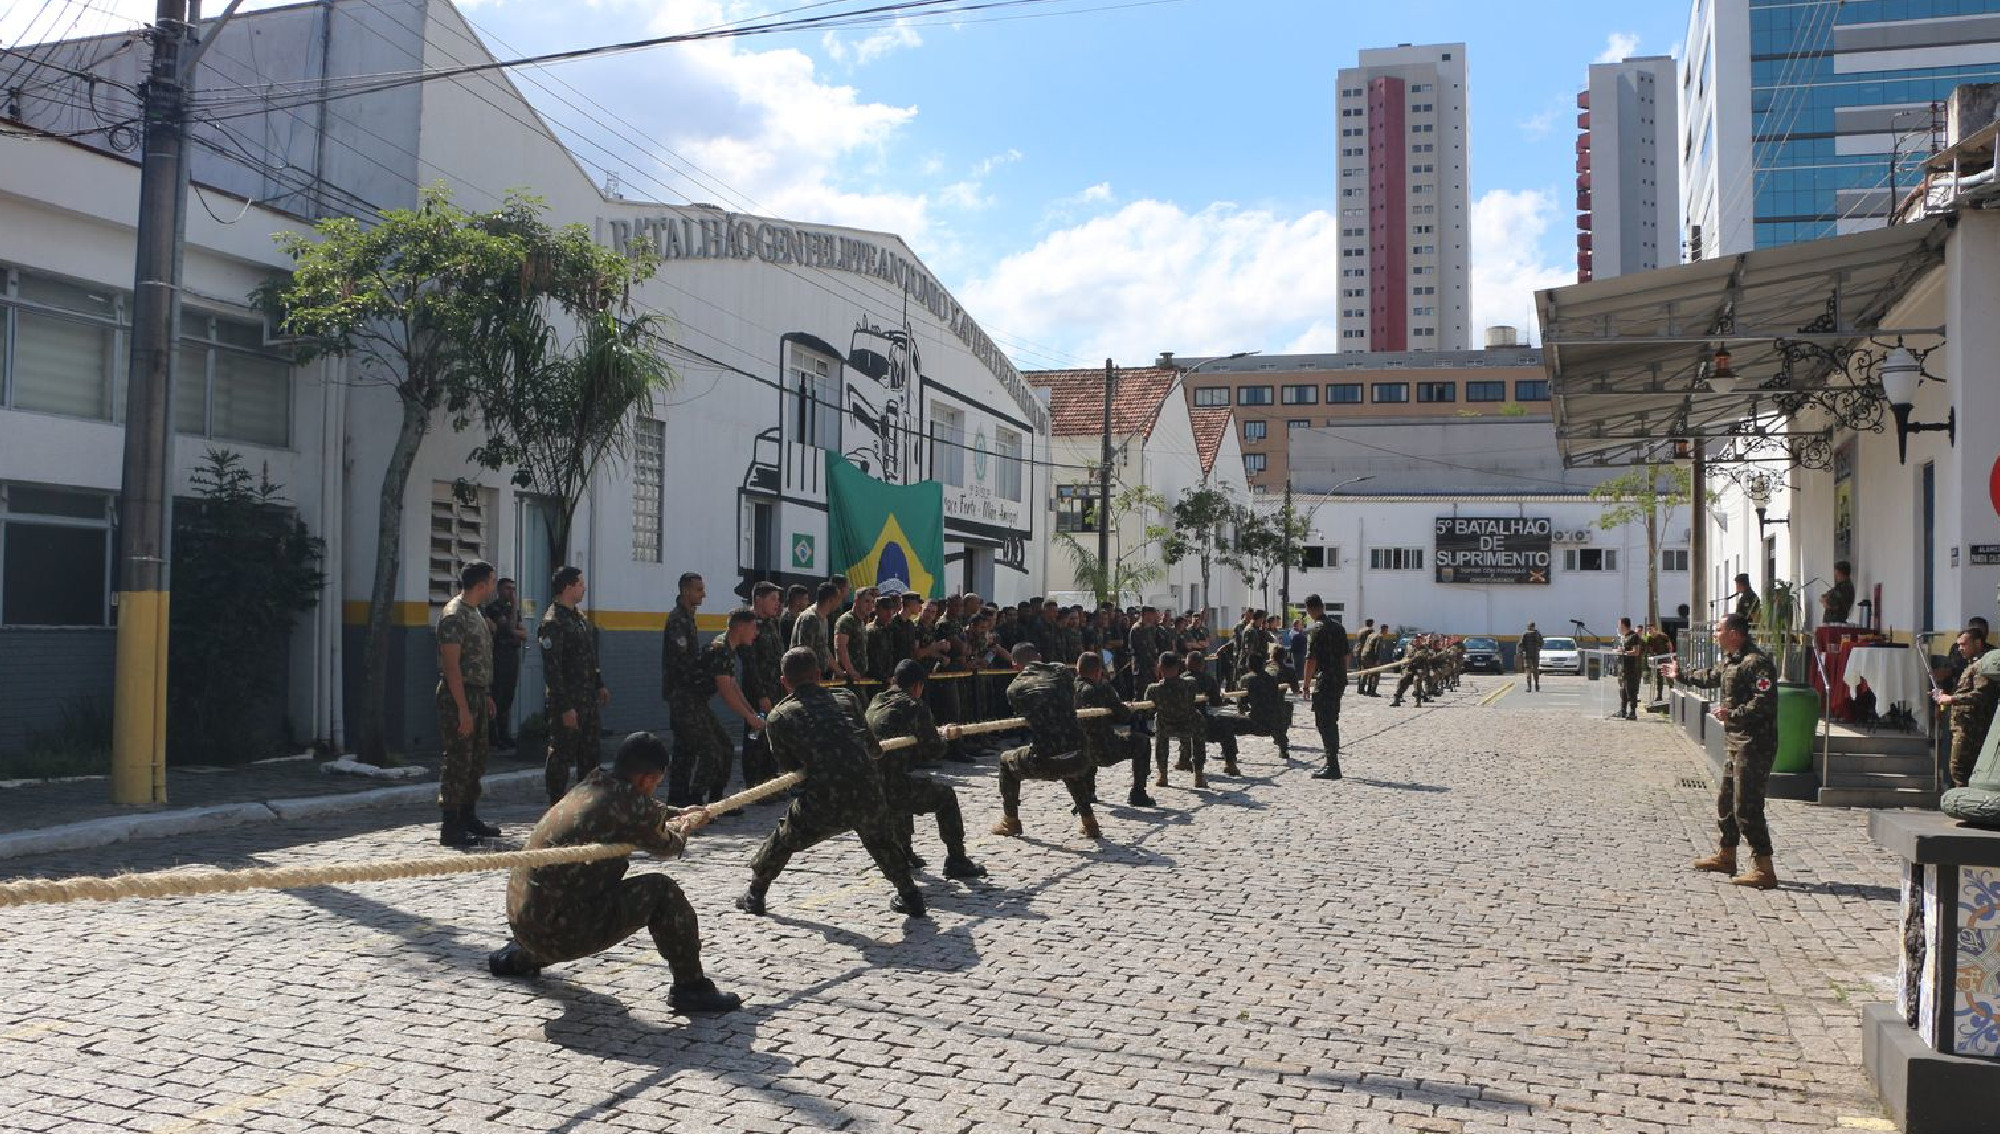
[825,453,944,598]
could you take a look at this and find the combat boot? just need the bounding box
[439,812,477,848]
[1078,814,1103,839]
[1154,768,1169,788]
[734,884,769,916]
[1175,753,1192,772]
[891,889,928,917]
[1731,855,1779,890]
[1692,847,1738,874]
[486,942,542,978]
[942,853,988,879]
[1222,758,1242,776]
[1127,786,1156,807]
[1390,696,1403,707]
[668,979,743,1014]
[903,845,928,871]
[990,816,1023,837]
[1191,771,1209,789]
[462,809,501,838]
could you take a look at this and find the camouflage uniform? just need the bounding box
[1944,647,2000,788]
[1000,662,1099,821]
[887,615,918,670]
[1188,662,1246,767]
[749,684,916,896]
[867,615,900,683]
[1234,624,1272,688]
[1618,631,1644,717]
[1126,622,1169,697]
[502,768,706,979]
[1057,623,1085,668]
[1078,672,1148,797]
[1393,644,1429,705]
[1351,628,1376,697]
[1240,663,1294,759]
[737,616,785,788]
[791,608,834,675]
[661,604,705,804]
[682,637,740,803]
[1519,628,1543,691]
[833,609,869,687]
[434,593,493,812]
[1682,641,1781,857]
[865,688,971,861]
[1145,673,1206,779]
[539,603,605,804]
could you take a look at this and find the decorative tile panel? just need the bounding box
[1955,865,2000,1058]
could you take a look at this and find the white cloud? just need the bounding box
[1470,188,1575,343]
[972,148,1023,177]
[966,188,1574,364]
[1518,107,1559,141]
[1077,182,1114,204]
[1594,32,1641,64]
[963,199,1347,364]
[939,181,992,210]
[822,19,923,67]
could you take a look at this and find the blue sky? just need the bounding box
[9,0,1692,367]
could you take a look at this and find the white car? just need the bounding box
[1537,636,1582,676]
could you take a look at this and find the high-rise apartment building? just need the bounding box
[1682,0,2000,258]
[1335,43,1473,351]
[1576,56,1680,282]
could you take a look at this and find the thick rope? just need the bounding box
[0,674,1403,909]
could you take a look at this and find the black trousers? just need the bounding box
[1313,677,1346,770]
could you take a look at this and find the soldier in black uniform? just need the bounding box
[866,660,987,878]
[486,732,741,1014]
[737,648,926,918]
[1298,594,1349,781]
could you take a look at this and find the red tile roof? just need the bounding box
[1023,367,1180,439]
[1187,405,1233,475]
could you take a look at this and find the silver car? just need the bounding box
[1537,636,1582,675]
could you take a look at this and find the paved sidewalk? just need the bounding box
[0,678,1909,1133]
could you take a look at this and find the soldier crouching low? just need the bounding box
[487,732,741,1014]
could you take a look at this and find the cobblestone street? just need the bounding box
[0,678,1907,1133]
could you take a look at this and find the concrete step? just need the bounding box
[1815,784,1940,809]
[1824,769,1937,790]
[1825,752,1936,778]
[1820,730,1933,757]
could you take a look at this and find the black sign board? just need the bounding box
[1434,517,1553,585]
[1972,544,2000,566]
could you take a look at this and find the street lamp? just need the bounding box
[1878,346,1954,464]
[1280,473,1375,617]
[1745,472,1789,544]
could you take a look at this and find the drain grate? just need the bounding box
[1678,777,1710,790]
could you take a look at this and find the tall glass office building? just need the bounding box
[1682,0,2000,258]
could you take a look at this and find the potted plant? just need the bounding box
[1756,580,1820,774]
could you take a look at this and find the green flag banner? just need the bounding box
[824,453,945,598]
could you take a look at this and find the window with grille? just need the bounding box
[1369,547,1423,571]
[996,428,1024,503]
[0,483,113,626]
[785,341,842,451]
[1563,548,1619,572]
[430,482,494,606]
[930,406,965,487]
[632,417,664,562]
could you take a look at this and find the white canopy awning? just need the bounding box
[1537,217,1951,469]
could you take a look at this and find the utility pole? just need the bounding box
[1279,476,1294,617]
[1096,357,1115,605]
[111,0,196,804]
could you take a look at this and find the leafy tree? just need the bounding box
[462,218,674,566]
[1237,502,1314,610]
[1160,483,1255,620]
[1054,463,1168,605]
[263,186,551,764]
[1590,462,1696,627]
[168,450,325,765]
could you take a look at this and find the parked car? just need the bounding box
[1537,636,1582,675]
[1394,636,1418,661]
[1463,636,1502,673]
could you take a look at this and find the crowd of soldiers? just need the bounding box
[428,561,1378,1014]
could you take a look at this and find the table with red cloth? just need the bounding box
[1812,625,1878,721]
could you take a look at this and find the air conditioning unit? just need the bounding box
[1574,530,1592,542]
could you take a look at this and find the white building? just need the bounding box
[0,0,1050,756]
[1023,367,1253,621]
[1275,419,1690,642]
[1335,43,1474,352]
[1577,55,1680,282]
